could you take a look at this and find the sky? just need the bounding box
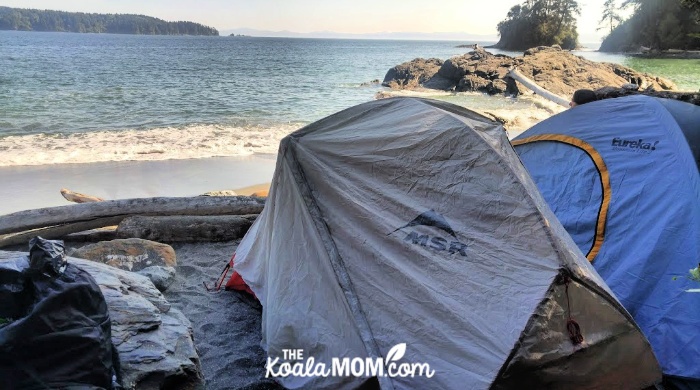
[0,0,625,42]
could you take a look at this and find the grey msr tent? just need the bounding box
[230,97,661,389]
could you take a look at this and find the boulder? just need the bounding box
[381,58,443,89]
[0,251,204,390]
[70,238,177,271]
[137,266,176,292]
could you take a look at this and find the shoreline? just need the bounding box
[627,51,700,60]
[0,155,277,216]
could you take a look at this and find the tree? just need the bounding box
[680,0,700,23]
[598,0,623,35]
[600,0,700,51]
[0,6,219,36]
[495,0,581,50]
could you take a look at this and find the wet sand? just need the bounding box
[0,155,277,215]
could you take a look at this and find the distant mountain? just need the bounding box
[0,6,218,36]
[220,28,498,42]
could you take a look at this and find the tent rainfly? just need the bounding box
[231,97,661,389]
[513,95,700,388]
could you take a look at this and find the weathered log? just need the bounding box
[199,190,238,197]
[116,215,257,242]
[62,228,118,243]
[60,188,104,203]
[0,196,266,236]
[0,217,123,248]
[506,67,570,107]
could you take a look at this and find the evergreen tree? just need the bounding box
[598,0,623,35]
[495,0,581,50]
[600,0,700,51]
[680,0,700,23]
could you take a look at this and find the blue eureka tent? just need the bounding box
[513,95,700,387]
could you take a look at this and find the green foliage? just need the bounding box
[0,6,219,36]
[600,0,700,51]
[495,0,581,50]
[690,264,700,282]
[598,0,623,34]
[672,264,700,283]
[680,0,700,23]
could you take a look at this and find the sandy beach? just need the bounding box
[0,154,279,388]
[0,155,277,216]
[162,242,276,390]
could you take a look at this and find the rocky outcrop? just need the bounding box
[382,58,444,89]
[382,46,678,98]
[70,238,177,271]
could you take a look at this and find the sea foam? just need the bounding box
[0,94,564,167]
[0,123,302,167]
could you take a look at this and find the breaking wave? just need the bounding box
[0,122,303,167]
[0,93,566,167]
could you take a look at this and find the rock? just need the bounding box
[69,258,203,390]
[70,238,177,271]
[359,79,380,86]
[0,251,204,390]
[422,75,458,91]
[382,46,678,99]
[524,45,563,56]
[458,74,489,92]
[488,79,509,94]
[116,215,256,242]
[656,76,678,90]
[381,58,443,89]
[593,87,700,105]
[137,266,176,292]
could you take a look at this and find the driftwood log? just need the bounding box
[0,217,123,248]
[60,188,104,203]
[116,215,258,242]
[506,67,570,107]
[0,196,266,237]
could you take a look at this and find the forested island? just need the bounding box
[493,0,700,53]
[0,7,219,36]
[494,0,580,50]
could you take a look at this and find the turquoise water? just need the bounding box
[624,57,700,92]
[0,31,697,167]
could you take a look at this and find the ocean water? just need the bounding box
[1,31,698,167]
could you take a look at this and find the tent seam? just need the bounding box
[283,137,393,390]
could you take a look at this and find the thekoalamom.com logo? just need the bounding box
[265,343,435,379]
